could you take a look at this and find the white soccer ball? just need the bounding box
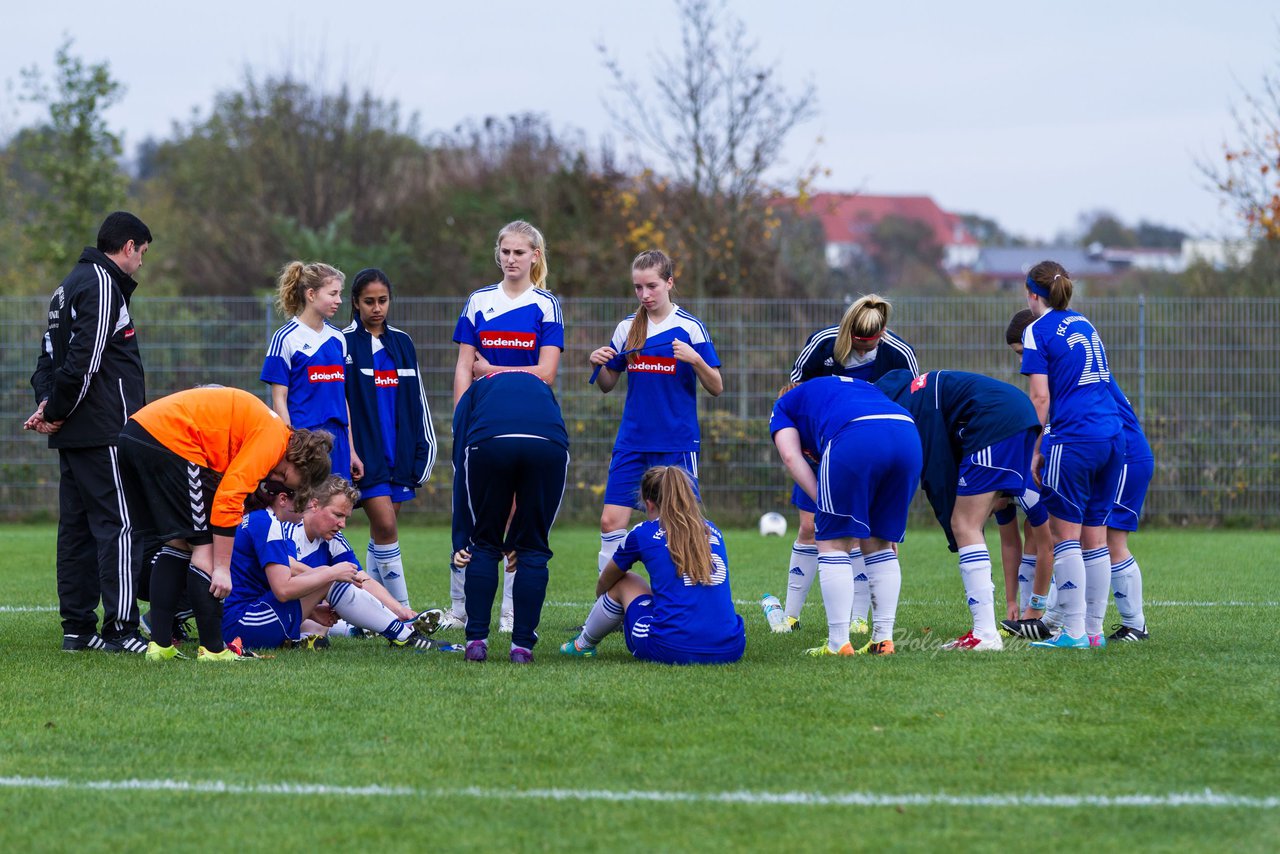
[758,511,788,537]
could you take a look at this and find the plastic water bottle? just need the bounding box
[760,594,787,632]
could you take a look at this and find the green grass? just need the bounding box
[1,523,1277,851]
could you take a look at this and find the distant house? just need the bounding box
[962,246,1118,291]
[797,193,980,271]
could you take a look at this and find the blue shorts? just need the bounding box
[958,429,1037,496]
[224,596,302,649]
[1040,434,1125,526]
[993,491,1049,528]
[358,481,416,503]
[604,450,699,509]
[623,595,744,665]
[791,479,818,514]
[1110,456,1154,532]
[815,417,922,543]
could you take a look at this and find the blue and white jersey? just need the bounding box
[372,338,399,465]
[291,526,361,570]
[1020,310,1120,442]
[790,326,919,383]
[1110,379,1153,462]
[613,518,743,658]
[769,375,913,456]
[261,318,349,429]
[606,306,721,452]
[453,284,564,367]
[224,509,298,625]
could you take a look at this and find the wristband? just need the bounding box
[1029,593,1048,611]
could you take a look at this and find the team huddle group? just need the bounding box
[27,211,1152,666]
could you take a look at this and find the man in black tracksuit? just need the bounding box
[27,212,153,653]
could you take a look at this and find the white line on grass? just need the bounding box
[0,606,57,613]
[0,777,1274,808]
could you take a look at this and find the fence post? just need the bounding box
[1138,294,1146,419]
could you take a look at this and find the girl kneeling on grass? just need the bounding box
[561,466,745,665]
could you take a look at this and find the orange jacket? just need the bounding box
[131,387,291,533]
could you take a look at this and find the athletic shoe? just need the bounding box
[437,609,466,631]
[196,646,240,663]
[390,632,440,652]
[999,618,1052,640]
[850,617,869,635]
[102,632,148,654]
[510,645,534,664]
[803,642,855,657]
[139,612,192,644]
[283,633,331,651]
[856,639,895,656]
[465,639,488,662]
[62,633,105,652]
[1088,633,1107,648]
[412,609,444,636]
[1030,631,1090,649]
[498,610,514,633]
[942,631,1004,651]
[559,636,597,657]
[1108,624,1149,642]
[225,637,266,659]
[783,616,802,633]
[145,641,188,662]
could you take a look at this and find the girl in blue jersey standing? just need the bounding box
[589,250,723,579]
[561,466,744,665]
[1019,261,1125,649]
[780,295,920,635]
[451,221,564,632]
[262,261,363,482]
[344,268,437,608]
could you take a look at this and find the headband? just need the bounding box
[1025,275,1051,299]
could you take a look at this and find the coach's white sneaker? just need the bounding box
[941,630,1004,651]
[437,609,466,630]
[498,610,514,633]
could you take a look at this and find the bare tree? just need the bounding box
[599,0,817,297]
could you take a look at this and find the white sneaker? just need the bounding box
[941,631,1004,651]
[498,610,514,633]
[437,609,466,631]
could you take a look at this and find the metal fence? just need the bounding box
[4,295,1276,525]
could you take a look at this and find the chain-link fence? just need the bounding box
[4,294,1275,525]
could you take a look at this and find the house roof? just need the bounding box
[796,193,978,249]
[969,246,1116,278]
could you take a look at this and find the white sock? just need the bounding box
[817,551,853,651]
[449,559,467,617]
[328,619,355,638]
[502,568,515,616]
[865,549,901,643]
[1110,555,1145,630]
[364,541,384,586]
[599,530,627,575]
[370,540,409,607]
[581,594,625,647]
[1017,554,1037,610]
[958,544,997,639]
[1051,541,1086,637]
[850,549,871,625]
[784,542,818,619]
[1082,546,1111,637]
[328,580,409,640]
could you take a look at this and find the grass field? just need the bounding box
[1,522,1277,851]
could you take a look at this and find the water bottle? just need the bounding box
[760,594,787,632]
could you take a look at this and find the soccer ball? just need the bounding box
[758,511,788,537]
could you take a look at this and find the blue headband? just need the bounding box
[1025,275,1051,299]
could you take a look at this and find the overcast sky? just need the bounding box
[4,1,1276,241]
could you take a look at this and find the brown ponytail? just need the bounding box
[640,466,713,585]
[1027,260,1074,311]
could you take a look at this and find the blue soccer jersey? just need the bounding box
[769,375,912,455]
[1020,310,1120,442]
[261,319,349,430]
[790,327,919,383]
[612,518,745,659]
[223,509,298,627]
[605,307,721,452]
[1110,379,1153,462]
[453,284,564,367]
[372,339,399,466]
[292,526,360,570]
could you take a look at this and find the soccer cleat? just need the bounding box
[225,637,266,659]
[145,641,188,662]
[782,616,802,633]
[101,632,148,654]
[999,618,1052,640]
[465,639,488,662]
[510,645,534,664]
[942,631,1004,651]
[62,633,105,652]
[412,609,444,636]
[559,636,597,657]
[498,610,514,633]
[437,609,466,631]
[1108,624,1149,642]
[390,632,441,652]
[803,642,855,657]
[850,617,869,635]
[856,639,895,656]
[197,645,240,663]
[284,633,331,651]
[1030,631,1090,649]
[1088,633,1107,648]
